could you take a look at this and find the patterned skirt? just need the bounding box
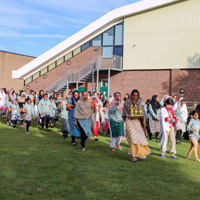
[110,120,124,137]
[149,118,160,133]
[126,118,151,159]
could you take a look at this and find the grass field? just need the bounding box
[0,116,200,200]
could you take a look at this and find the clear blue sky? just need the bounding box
[0,0,140,57]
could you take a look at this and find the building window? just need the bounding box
[65,52,72,61]
[100,78,108,87]
[115,23,124,45]
[82,42,90,51]
[114,46,123,57]
[40,67,48,75]
[49,62,56,71]
[32,72,40,80]
[25,77,32,85]
[57,57,64,66]
[73,47,81,56]
[92,35,102,46]
[103,27,114,46]
[102,47,113,58]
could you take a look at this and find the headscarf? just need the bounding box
[150,95,161,114]
[18,92,27,103]
[71,90,80,107]
[109,93,124,110]
[172,93,179,102]
[8,89,16,103]
[74,97,94,119]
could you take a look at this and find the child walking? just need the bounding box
[24,97,35,133]
[101,100,109,135]
[186,110,200,162]
[49,96,56,128]
[160,97,179,159]
[10,99,20,128]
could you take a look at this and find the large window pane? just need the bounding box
[102,47,113,58]
[25,77,32,85]
[92,35,102,46]
[114,46,123,57]
[40,67,48,75]
[115,23,124,45]
[82,42,90,51]
[103,27,114,46]
[73,47,81,56]
[49,62,56,71]
[65,52,72,61]
[57,57,64,66]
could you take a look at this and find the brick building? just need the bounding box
[12,0,200,101]
[0,51,35,91]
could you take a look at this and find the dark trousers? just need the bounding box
[149,132,159,140]
[62,131,68,138]
[78,121,87,148]
[71,136,75,143]
[176,129,182,141]
[26,121,31,132]
[12,120,17,126]
[50,118,54,126]
[41,117,49,129]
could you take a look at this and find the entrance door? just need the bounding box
[78,87,85,93]
[100,78,108,98]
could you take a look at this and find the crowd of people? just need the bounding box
[0,87,200,162]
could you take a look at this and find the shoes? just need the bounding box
[195,158,200,162]
[7,122,9,126]
[112,148,115,151]
[171,155,179,160]
[82,147,86,151]
[176,141,181,145]
[160,154,166,158]
[117,145,122,151]
[26,131,29,134]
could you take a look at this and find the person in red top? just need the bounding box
[160,98,179,159]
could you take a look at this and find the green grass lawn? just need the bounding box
[0,116,200,200]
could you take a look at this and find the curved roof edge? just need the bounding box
[12,0,180,79]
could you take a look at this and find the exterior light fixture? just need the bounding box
[26,85,30,89]
[43,75,47,79]
[180,88,185,93]
[67,61,71,65]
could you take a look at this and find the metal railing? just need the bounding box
[45,55,123,93]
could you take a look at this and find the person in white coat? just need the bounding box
[160,97,179,159]
[174,97,188,144]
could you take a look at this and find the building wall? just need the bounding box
[123,0,200,70]
[0,51,35,91]
[110,70,170,101]
[25,46,102,91]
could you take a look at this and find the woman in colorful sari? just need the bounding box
[67,90,81,146]
[74,91,95,151]
[123,89,151,162]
